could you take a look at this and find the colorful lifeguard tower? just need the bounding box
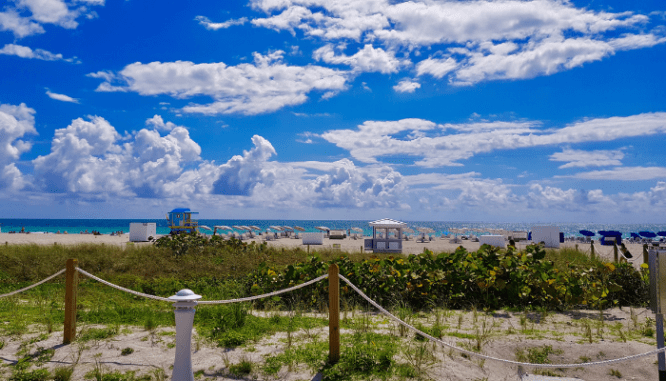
[166,208,199,234]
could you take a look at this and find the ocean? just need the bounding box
[0,219,664,239]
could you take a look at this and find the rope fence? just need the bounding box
[75,267,173,302]
[2,260,665,375]
[0,268,66,298]
[338,274,666,368]
[198,274,328,304]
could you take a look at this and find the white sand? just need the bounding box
[0,307,661,380]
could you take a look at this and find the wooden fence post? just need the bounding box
[613,243,619,263]
[644,244,649,266]
[63,258,78,344]
[328,263,340,363]
[590,240,595,260]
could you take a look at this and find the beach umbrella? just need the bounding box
[249,225,261,231]
[269,225,283,231]
[598,230,610,236]
[658,231,666,237]
[351,227,363,233]
[232,225,243,230]
[579,230,595,237]
[630,233,641,239]
[214,225,233,231]
[199,225,212,231]
[282,226,294,231]
[402,227,414,234]
[315,226,330,232]
[294,226,306,232]
[639,231,657,238]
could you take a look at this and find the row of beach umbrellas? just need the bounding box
[579,230,666,238]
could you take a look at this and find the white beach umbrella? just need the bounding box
[214,225,233,231]
[269,225,283,231]
[282,226,294,231]
[199,225,212,231]
[293,226,306,232]
[351,227,364,233]
[249,225,261,231]
[315,226,330,232]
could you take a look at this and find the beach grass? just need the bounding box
[0,240,655,380]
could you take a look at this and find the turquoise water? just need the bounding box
[0,219,664,239]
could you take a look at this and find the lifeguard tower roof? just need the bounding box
[369,218,407,228]
[170,208,198,214]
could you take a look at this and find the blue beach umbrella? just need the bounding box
[631,233,641,239]
[658,231,666,237]
[639,231,657,238]
[579,230,595,236]
[597,230,610,236]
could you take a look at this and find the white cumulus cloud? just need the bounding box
[550,148,624,168]
[32,116,202,198]
[393,79,420,93]
[0,0,103,38]
[560,167,666,181]
[46,90,79,103]
[0,44,77,62]
[0,102,37,191]
[248,0,665,85]
[313,44,409,74]
[90,51,349,115]
[195,15,248,30]
[321,113,666,167]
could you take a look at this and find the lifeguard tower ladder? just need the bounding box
[166,208,199,234]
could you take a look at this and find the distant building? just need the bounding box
[167,208,199,234]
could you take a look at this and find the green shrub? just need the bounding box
[53,367,74,381]
[248,244,634,310]
[606,262,649,307]
[10,368,51,381]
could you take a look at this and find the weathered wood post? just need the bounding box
[328,263,340,363]
[63,258,78,344]
[613,243,619,263]
[590,240,595,260]
[644,244,649,266]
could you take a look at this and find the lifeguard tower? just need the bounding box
[364,218,406,253]
[166,208,199,234]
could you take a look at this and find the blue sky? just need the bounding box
[1,0,665,222]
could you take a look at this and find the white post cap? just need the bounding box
[169,289,202,302]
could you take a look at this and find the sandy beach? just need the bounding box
[0,232,649,269]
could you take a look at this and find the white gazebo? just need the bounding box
[365,218,407,253]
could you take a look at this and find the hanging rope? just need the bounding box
[0,268,66,298]
[339,274,666,368]
[76,267,173,302]
[76,267,328,304]
[198,274,328,304]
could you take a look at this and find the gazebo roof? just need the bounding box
[369,218,407,229]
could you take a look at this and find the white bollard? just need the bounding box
[169,289,202,381]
